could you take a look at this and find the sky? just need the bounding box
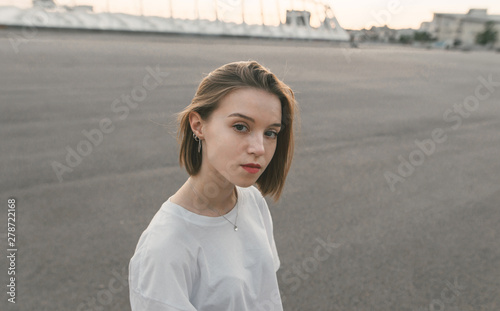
[4,0,500,30]
[332,0,500,29]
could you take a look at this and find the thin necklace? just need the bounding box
[187,178,239,231]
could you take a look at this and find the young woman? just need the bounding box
[129,60,298,310]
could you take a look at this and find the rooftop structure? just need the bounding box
[422,8,500,48]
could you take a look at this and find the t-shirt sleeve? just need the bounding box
[129,231,198,311]
[256,190,281,272]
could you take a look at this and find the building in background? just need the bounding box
[32,0,93,12]
[422,9,500,48]
[285,10,311,27]
[348,26,417,44]
[283,5,343,33]
[32,0,55,9]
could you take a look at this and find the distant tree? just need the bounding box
[476,21,498,46]
[399,35,412,44]
[413,31,433,42]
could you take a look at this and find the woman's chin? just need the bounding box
[233,178,259,188]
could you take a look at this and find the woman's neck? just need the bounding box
[172,173,238,217]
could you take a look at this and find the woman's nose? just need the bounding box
[248,133,265,156]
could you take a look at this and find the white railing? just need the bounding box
[0,0,349,41]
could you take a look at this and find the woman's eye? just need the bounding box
[266,131,278,139]
[233,124,248,132]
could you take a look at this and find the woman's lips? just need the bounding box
[241,165,260,174]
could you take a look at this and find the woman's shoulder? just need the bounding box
[239,185,265,202]
[134,201,200,260]
[239,185,270,216]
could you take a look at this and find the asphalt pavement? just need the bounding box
[1,28,499,311]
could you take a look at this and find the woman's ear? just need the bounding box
[189,111,204,139]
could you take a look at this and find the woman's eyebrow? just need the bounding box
[228,113,281,128]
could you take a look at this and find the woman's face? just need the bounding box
[196,87,282,187]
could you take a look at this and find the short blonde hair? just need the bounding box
[176,61,298,201]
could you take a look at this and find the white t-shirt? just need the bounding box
[129,185,283,311]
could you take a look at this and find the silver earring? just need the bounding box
[193,133,201,153]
